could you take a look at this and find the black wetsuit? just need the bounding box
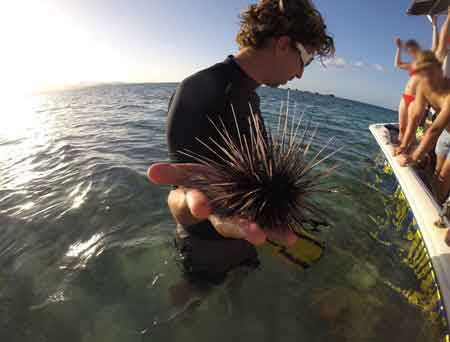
[167,56,265,284]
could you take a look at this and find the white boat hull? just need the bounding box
[370,123,450,340]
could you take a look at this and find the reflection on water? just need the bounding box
[67,181,92,212]
[64,232,105,269]
[1,94,40,140]
[0,84,443,341]
[1,95,52,190]
[371,167,448,337]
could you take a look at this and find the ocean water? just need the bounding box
[0,83,442,341]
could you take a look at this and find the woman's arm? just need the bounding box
[436,8,450,62]
[394,38,411,70]
[411,99,450,162]
[432,16,439,52]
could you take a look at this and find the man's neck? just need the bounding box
[234,48,269,85]
[426,77,450,109]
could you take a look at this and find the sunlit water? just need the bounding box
[0,84,441,341]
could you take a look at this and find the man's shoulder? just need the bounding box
[444,91,450,106]
[420,79,432,95]
[177,60,232,98]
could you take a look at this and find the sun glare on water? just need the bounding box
[0,0,128,140]
[1,1,126,96]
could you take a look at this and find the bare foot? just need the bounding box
[445,229,450,247]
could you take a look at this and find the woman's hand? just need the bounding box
[148,163,298,247]
[396,153,413,167]
[395,37,402,49]
[393,145,406,156]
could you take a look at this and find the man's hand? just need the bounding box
[395,37,402,49]
[208,215,267,245]
[148,163,298,247]
[396,153,413,167]
[432,15,438,27]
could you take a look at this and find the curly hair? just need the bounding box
[237,0,335,59]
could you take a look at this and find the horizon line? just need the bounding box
[35,81,396,112]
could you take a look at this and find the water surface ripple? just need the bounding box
[0,84,440,341]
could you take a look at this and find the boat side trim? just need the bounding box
[370,123,450,340]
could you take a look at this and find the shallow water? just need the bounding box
[0,84,442,341]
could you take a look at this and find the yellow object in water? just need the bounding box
[416,126,425,140]
[270,228,324,268]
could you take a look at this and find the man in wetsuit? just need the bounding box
[148,0,335,283]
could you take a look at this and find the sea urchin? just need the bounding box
[180,98,339,235]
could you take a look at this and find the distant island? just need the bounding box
[35,82,126,94]
[286,88,336,98]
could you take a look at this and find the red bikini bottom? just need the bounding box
[403,94,415,107]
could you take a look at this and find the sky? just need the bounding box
[0,0,447,109]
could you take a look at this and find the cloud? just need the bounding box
[322,57,347,68]
[372,64,385,72]
[321,56,386,73]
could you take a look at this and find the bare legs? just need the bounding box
[398,97,408,143]
[434,158,450,247]
[433,155,450,203]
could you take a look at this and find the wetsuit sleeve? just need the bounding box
[167,79,216,163]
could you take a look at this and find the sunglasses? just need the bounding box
[295,42,315,67]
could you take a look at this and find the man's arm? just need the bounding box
[160,80,295,246]
[168,187,267,245]
[167,79,213,164]
[435,8,450,62]
[395,83,427,155]
[165,82,218,226]
[411,99,450,162]
[394,38,411,70]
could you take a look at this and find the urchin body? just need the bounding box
[181,102,337,235]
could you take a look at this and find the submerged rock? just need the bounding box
[309,286,381,341]
[347,262,379,291]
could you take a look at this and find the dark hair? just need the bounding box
[237,0,335,59]
[405,40,420,49]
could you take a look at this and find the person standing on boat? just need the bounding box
[148,0,335,284]
[397,51,450,204]
[393,7,450,155]
[394,39,425,144]
[394,16,442,151]
[395,9,450,199]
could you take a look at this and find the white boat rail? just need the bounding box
[370,123,450,326]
